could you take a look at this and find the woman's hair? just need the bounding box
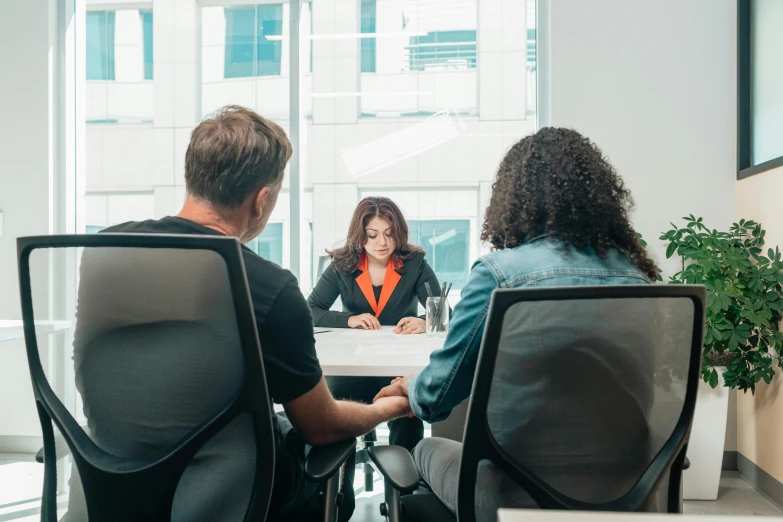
[481,127,658,280]
[328,197,424,272]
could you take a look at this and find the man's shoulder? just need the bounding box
[241,249,299,295]
[102,220,157,233]
[102,217,218,236]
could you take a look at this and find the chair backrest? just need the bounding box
[17,234,276,522]
[457,285,705,522]
[317,255,331,280]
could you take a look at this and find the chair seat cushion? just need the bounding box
[400,492,456,522]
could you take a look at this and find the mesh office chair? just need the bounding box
[18,234,354,522]
[371,285,705,522]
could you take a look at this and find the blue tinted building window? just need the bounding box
[409,220,470,289]
[86,11,116,80]
[247,222,284,266]
[224,4,283,79]
[141,10,154,80]
[361,0,376,73]
[408,30,476,71]
[225,6,256,78]
[527,28,537,68]
[257,4,283,76]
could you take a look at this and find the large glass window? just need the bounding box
[739,0,783,176]
[224,4,284,78]
[82,0,536,301]
[353,0,482,118]
[750,0,783,166]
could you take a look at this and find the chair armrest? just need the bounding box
[367,445,420,495]
[35,428,81,464]
[304,438,356,483]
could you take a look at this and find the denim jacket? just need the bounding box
[407,235,653,422]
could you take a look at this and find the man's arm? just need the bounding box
[260,276,410,446]
[284,378,411,446]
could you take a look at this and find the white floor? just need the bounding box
[2,456,781,521]
[0,455,44,522]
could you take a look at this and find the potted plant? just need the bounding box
[658,215,783,500]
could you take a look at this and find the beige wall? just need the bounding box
[736,164,783,483]
[726,389,738,452]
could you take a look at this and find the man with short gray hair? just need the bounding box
[83,106,411,521]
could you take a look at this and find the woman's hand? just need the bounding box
[374,375,412,401]
[394,317,426,335]
[348,313,381,330]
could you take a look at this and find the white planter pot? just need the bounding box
[683,367,729,500]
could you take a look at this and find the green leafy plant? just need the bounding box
[659,216,783,393]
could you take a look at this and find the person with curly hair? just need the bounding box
[373,127,658,518]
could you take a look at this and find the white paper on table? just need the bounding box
[337,328,400,339]
[355,344,433,356]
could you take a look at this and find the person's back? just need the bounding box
[481,235,647,289]
[373,127,661,521]
[66,106,413,522]
[480,239,658,516]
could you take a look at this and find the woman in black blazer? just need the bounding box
[308,197,445,451]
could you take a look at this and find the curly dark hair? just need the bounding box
[481,127,657,280]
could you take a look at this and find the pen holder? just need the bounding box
[426,296,449,338]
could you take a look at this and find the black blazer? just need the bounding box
[308,252,444,328]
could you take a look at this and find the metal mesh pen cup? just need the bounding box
[426,296,450,337]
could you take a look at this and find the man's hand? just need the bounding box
[374,375,412,402]
[284,377,412,446]
[394,317,426,335]
[348,313,381,330]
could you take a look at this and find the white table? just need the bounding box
[497,510,783,522]
[314,327,444,376]
[0,320,71,343]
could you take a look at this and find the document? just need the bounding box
[356,344,433,356]
[337,328,399,339]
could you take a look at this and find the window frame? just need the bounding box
[737,0,783,180]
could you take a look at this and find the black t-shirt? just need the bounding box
[103,216,323,404]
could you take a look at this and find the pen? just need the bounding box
[425,282,435,318]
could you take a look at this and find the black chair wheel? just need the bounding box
[380,502,388,517]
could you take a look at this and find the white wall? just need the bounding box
[0,0,55,450]
[543,0,737,277]
[543,0,737,451]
